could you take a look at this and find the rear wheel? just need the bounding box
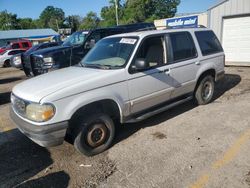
[194,75,215,105]
[74,113,115,156]
[3,59,10,67]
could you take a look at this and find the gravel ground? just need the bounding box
[1,67,250,188]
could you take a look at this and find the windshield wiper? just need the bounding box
[81,63,111,70]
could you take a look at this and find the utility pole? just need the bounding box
[115,0,119,26]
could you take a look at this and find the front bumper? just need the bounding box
[10,108,68,147]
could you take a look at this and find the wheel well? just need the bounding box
[195,69,215,91]
[4,59,10,63]
[66,99,121,143]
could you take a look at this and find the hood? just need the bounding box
[12,66,126,103]
[31,45,70,56]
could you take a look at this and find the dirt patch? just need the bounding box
[82,157,116,188]
[152,132,167,139]
[245,171,250,186]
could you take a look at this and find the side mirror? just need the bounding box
[133,58,148,71]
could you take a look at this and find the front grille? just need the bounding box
[11,94,27,117]
[30,55,45,76]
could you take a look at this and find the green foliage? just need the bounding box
[0,1,180,31]
[79,11,100,30]
[100,0,124,27]
[100,0,180,27]
[18,18,37,29]
[0,10,19,30]
[64,15,81,32]
[39,6,65,31]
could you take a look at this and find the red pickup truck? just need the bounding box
[0,40,32,53]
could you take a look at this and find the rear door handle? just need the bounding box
[164,69,170,73]
[158,69,170,74]
[195,61,200,65]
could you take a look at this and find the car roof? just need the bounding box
[6,49,25,52]
[106,27,211,39]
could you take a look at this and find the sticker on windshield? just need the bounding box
[120,38,137,44]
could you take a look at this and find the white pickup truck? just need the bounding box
[10,28,225,156]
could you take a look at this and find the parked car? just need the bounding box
[20,42,62,75]
[10,27,224,156]
[0,40,32,54]
[0,49,26,67]
[0,46,7,53]
[23,22,155,76]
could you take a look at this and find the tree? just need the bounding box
[79,11,100,30]
[122,0,180,23]
[18,18,37,29]
[39,6,65,31]
[99,0,180,26]
[0,10,19,30]
[100,0,124,27]
[64,15,81,32]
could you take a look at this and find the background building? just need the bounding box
[0,29,60,47]
[154,12,208,29]
[208,0,250,66]
[154,0,250,66]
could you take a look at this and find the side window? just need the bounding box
[49,43,58,47]
[22,42,29,48]
[90,32,101,42]
[11,43,20,49]
[85,32,101,49]
[195,31,223,56]
[39,44,47,49]
[8,50,17,55]
[169,32,197,62]
[132,36,165,70]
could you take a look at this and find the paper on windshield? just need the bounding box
[120,38,137,44]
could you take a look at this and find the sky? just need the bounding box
[0,0,218,19]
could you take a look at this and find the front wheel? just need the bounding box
[194,75,215,105]
[74,113,115,156]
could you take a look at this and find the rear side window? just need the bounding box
[8,50,25,55]
[195,31,223,56]
[12,43,20,49]
[169,32,197,62]
[22,42,30,48]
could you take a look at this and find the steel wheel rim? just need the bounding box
[86,123,108,148]
[202,81,213,100]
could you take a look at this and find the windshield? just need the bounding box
[80,37,138,69]
[63,31,88,46]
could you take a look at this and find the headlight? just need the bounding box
[43,57,54,68]
[12,94,55,122]
[26,103,55,122]
[13,56,21,65]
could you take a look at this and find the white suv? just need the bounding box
[10,28,225,156]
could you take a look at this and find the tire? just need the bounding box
[74,113,115,156]
[194,75,215,105]
[3,59,10,67]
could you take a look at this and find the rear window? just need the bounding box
[12,43,20,49]
[195,31,223,56]
[169,32,197,62]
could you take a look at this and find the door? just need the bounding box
[127,35,173,114]
[222,16,250,65]
[70,31,89,65]
[166,32,199,98]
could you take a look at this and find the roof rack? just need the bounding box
[135,27,157,32]
[165,25,207,30]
